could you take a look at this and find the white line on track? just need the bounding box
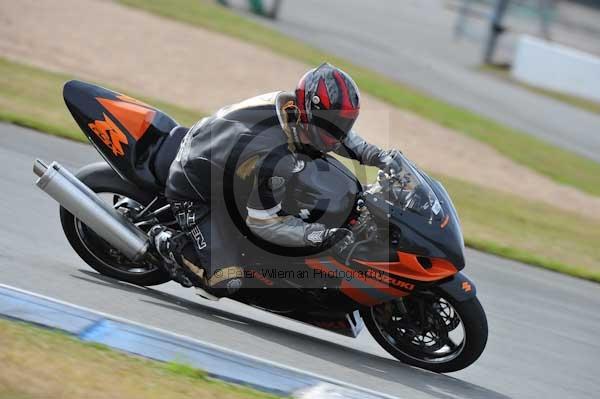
[362,365,388,373]
[213,314,249,325]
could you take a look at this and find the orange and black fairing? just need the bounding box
[304,252,458,306]
[364,172,466,272]
[302,156,467,307]
[63,80,179,191]
[354,252,457,283]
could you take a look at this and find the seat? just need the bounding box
[153,126,189,186]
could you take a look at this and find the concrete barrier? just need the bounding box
[218,0,282,18]
[512,35,600,102]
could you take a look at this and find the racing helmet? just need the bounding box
[295,63,360,152]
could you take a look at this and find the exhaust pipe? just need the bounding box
[33,159,150,261]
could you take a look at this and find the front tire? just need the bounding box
[59,163,171,286]
[362,294,488,373]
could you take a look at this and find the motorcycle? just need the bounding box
[33,80,487,373]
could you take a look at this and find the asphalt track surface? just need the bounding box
[1,123,599,398]
[253,0,600,162]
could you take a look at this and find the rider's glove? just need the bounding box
[376,149,402,175]
[304,226,354,250]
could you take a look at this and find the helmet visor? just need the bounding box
[311,109,356,140]
[307,109,356,152]
[304,125,340,152]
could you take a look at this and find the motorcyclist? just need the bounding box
[151,63,402,298]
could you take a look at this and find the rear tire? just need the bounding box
[362,294,487,373]
[59,163,171,286]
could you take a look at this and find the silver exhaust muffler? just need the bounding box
[33,159,150,261]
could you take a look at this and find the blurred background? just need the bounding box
[1,1,599,398]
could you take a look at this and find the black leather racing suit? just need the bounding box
[165,91,397,294]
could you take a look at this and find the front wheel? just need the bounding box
[361,293,488,373]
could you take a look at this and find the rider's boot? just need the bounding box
[149,225,243,298]
[149,225,195,288]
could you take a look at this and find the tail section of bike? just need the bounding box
[63,80,180,191]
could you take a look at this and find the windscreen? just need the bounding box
[370,154,444,222]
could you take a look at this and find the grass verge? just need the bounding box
[0,319,281,399]
[439,174,600,282]
[1,56,599,282]
[480,64,600,115]
[0,58,202,142]
[116,0,600,198]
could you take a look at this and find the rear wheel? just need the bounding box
[59,168,171,286]
[361,292,487,373]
